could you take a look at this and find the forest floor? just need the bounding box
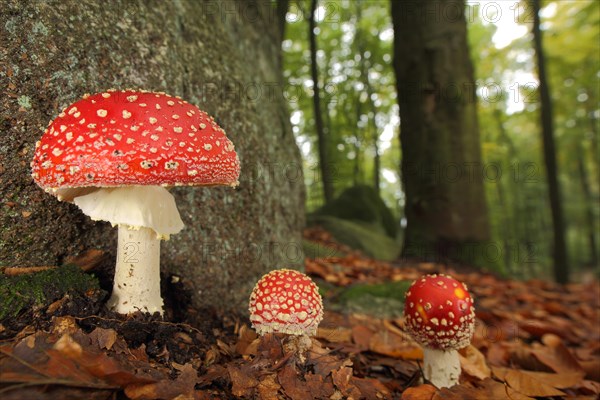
[0,227,599,399]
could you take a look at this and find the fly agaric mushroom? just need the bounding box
[249,269,323,362]
[31,89,240,315]
[249,269,323,336]
[404,274,475,388]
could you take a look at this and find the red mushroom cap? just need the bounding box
[249,269,323,336]
[31,89,240,194]
[404,274,475,350]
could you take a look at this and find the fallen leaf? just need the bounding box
[369,329,422,359]
[476,378,534,400]
[492,367,583,397]
[277,364,313,400]
[401,384,436,400]
[89,328,118,351]
[227,364,258,398]
[459,345,491,380]
[529,333,584,376]
[256,373,280,400]
[125,364,198,400]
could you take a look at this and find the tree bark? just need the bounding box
[531,0,570,283]
[308,0,334,203]
[0,0,304,315]
[391,0,491,266]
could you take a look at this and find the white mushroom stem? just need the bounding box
[106,225,164,314]
[73,185,184,315]
[422,347,461,389]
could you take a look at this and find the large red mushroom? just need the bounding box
[404,274,475,388]
[31,89,240,315]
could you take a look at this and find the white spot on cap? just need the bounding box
[199,123,206,129]
[149,117,157,124]
[165,161,179,170]
[172,114,180,120]
[155,104,161,110]
[52,148,63,156]
[113,134,122,141]
[188,170,198,176]
[73,111,81,118]
[126,138,135,144]
[101,93,111,98]
[127,95,138,102]
[203,144,212,151]
[60,125,67,132]
[167,100,175,106]
[97,109,108,117]
[173,127,183,133]
[122,110,132,119]
[150,147,158,153]
[140,160,153,169]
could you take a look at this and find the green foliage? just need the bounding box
[316,184,397,238]
[469,1,599,278]
[302,239,346,258]
[309,215,400,261]
[283,0,398,212]
[0,265,100,320]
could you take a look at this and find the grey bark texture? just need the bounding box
[0,0,305,315]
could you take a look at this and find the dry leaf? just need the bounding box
[492,367,583,397]
[459,345,491,380]
[401,384,436,400]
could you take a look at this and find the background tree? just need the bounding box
[307,0,334,203]
[391,0,491,265]
[530,0,569,282]
[0,0,304,314]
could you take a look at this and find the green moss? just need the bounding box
[309,215,401,261]
[17,95,32,109]
[0,264,99,320]
[316,184,398,238]
[334,280,412,318]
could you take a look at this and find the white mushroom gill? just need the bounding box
[74,185,184,315]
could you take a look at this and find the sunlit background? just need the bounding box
[283,0,599,278]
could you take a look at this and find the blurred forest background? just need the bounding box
[282,0,599,282]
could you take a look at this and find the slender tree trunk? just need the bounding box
[371,107,381,194]
[391,0,491,267]
[576,142,598,267]
[277,0,289,42]
[531,0,569,283]
[308,0,333,203]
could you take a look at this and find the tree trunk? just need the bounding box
[308,0,334,203]
[0,0,304,315]
[277,0,290,42]
[391,0,491,266]
[576,142,598,267]
[531,0,570,283]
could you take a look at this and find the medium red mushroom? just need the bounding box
[403,274,475,388]
[248,269,323,360]
[249,269,323,336]
[31,89,240,315]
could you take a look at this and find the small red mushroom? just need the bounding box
[404,274,475,388]
[249,269,323,336]
[31,89,240,315]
